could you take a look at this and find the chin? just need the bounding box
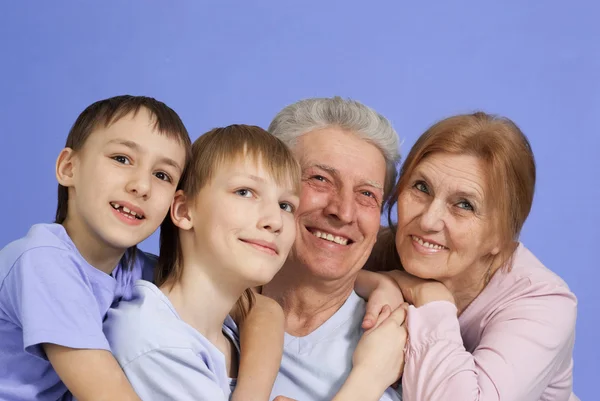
[101,230,147,251]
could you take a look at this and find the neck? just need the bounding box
[262,260,355,336]
[161,256,243,345]
[62,217,124,274]
[443,252,508,315]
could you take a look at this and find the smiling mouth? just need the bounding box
[240,239,279,255]
[110,202,145,220]
[411,235,447,250]
[308,228,352,246]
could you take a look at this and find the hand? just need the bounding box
[362,274,404,330]
[388,270,454,308]
[352,304,409,390]
[273,397,297,401]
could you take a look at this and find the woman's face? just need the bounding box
[395,152,501,285]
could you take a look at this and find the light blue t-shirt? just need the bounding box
[270,291,402,401]
[0,223,156,401]
[104,280,240,401]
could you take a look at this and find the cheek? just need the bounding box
[155,188,178,216]
[358,208,382,239]
[298,185,329,214]
[281,216,297,248]
[396,194,417,226]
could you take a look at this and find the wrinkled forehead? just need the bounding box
[414,152,491,203]
[293,129,387,188]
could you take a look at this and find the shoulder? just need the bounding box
[0,224,87,289]
[104,281,208,366]
[492,244,575,302]
[470,244,577,339]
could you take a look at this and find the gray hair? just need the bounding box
[268,96,400,200]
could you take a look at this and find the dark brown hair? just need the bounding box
[373,112,536,273]
[156,124,301,320]
[55,95,192,267]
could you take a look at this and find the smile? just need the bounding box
[411,235,447,250]
[110,202,145,220]
[309,228,350,246]
[239,239,279,256]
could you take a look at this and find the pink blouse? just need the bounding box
[402,244,578,401]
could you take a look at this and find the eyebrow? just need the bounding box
[233,173,300,196]
[310,163,383,191]
[247,174,266,183]
[418,171,483,202]
[107,139,182,173]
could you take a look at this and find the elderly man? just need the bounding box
[263,97,404,401]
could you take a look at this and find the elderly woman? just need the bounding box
[358,112,578,401]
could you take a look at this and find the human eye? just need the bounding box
[279,202,295,213]
[235,188,254,198]
[457,200,474,211]
[361,190,375,198]
[111,155,131,165]
[154,171,172,183]
[311,175,327,182]
[413,180,429,194]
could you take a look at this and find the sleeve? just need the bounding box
[401,287,577,401]
[380,385,403,401]
[122,348,229,401]
[4,248,110,358]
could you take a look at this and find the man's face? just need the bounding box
[288,127,387,282]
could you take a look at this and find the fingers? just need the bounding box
[273,397,297,401]
[384,303,408,327]
[362,298,387,330]
[362,311,377,330]
[372,304,392,330]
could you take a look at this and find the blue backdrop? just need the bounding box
[1,1,597,398]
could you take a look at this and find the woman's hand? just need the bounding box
[387,270,455,308]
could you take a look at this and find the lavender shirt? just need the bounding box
[104,280,240,401]
[0,223,155,401]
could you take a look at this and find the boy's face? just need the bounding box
[63,108,187,252]
[186,158,299,287]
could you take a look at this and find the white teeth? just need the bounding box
[110,203,143,219]
[311,230,349,245]
[411,235,445,250]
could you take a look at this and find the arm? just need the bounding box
[390,270,577,401]
[332,306,408,401]
[355,270,405,330]
[231,293,285,401]
[8,249,141,400]
[43,345,140,401]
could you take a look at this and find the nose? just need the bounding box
[258,201,284,234]
[324,188,356,224]
[125,169,152,199]
[419,199,445,233]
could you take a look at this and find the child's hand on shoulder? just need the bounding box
[360,271,405,330]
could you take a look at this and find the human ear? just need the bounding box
[55,148,77,187]
[170,190,193,230]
